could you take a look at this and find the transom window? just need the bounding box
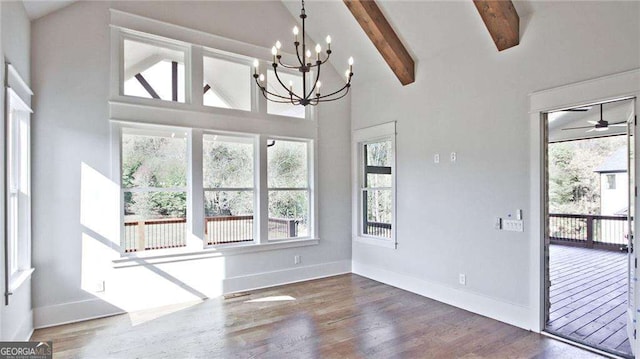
[123,37,186,103]
[203,55,252,111]
[266,69,305,119]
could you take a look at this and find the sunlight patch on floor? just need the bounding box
[245,295,296,303]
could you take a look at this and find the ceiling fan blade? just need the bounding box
[587,120,599,125]
[609,123,628,127]
[559,107,591,112]
[562,125,595,131]
[586,128,598,133]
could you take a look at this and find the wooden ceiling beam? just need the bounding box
[344,0,415,86]
[473,0,520,51]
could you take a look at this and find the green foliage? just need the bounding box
[122,133,187,220]
[548,136,626,214]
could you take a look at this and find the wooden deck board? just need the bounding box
[547,244,632,358]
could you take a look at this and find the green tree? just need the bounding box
[548,135,626,214]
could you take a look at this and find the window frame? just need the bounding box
[109,11,320,261]
[115,123,317,257]
[119,30,192,105]
[119,124,191,254]
[5,64,34,299]
[110,14,315,122]
[606,173,617,190]
[266,137,314,241]
[265,67,309,120]
[202,131,258,246]
[352,122,397,249]
[201,49,256,113]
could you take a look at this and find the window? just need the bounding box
[353,122,396,248]
[203,55,251,111]
[266,69,305,119]
[362,140,393,238]
[123,37,186,103]
[267,139,311,239]
[121,128,188,252]
[203,134,255,245]
[5,65,33,291]
[114,25,313,120]
[606,174,617,190]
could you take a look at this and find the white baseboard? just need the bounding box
[12,310,34,341]
[34,298,126,329]
[223,260,352,294]
[352,261,533,330]
[34,260,351,329]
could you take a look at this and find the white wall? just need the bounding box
[31,0,351,328]
[0,0,32,341]
[601,172,629,216]
[351,1,640,330]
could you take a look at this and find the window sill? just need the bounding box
[8,268,35,292]
[113,238,319,268]
[354,236,397,249]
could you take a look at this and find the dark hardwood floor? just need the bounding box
[547,244,631,357]
[32,274,604,358]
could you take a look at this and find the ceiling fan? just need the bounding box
[561,104,626,132]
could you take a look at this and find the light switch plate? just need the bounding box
[502,219,524,232]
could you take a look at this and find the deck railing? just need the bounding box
[365,221,392,238]
[549,213,630,250]
[124,215,299,252]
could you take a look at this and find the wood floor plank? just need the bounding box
[31,274,602,359]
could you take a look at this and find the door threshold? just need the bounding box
[542,330,631,359]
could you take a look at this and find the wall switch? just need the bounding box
[95,280,105,292]
[294,255,301,265]
[494,217,502,230]
[434,154,440,163]
[450,152,457,162]
[502,219,524,232]
[459,274,466,285]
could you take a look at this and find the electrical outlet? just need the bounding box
[459,274,466,285]
[95,280,105,293]
[450,152,457,162]
[294,255,301,265]
[434,154,440,163]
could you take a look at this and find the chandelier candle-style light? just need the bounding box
[253,0,354,106]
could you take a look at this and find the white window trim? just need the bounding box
[113,122,319,260]
[118,29,192,105]
[266,137,316,241]
[201,131,258,247]
[109,9,317,123]
[352,122,397,249]
[5,64,34,300]
[201,49,256,113]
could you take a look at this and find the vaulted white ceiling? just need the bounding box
[22,0,75,20]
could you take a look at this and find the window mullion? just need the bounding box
[257,136,269,244]
[188,129,204,249]
[190,45,203,106]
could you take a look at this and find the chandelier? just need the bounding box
[252,0,354,106]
